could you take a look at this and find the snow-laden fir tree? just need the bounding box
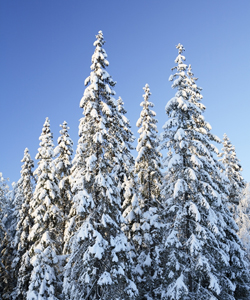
[63,31,137,300]
[27,118,63,300]
[237,183,250,260]
[186,63,249,300]
[159,44,249,300]
[12,148,35,300]
[218,134,246,214]
[132,84,163,299]
[135,85,162,207]
[6,159,34,299]
[54,121,73,252]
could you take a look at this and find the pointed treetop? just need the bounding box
[142,84,151,101]
[93,30,105,47]
[81,31,115,109]
[45,116,50,125]
[36,117,54,161]
[24,147,29,155]
[60,120,70,133]
[176,43,185,54]
[21,147,34,167]
[172,44,187,72]
[223,133,230,141]
[40,117,51,135]
[41,117,51,135]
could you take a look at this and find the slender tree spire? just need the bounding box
[135,84,162,204]
[27,117,63,300]
[133,84,163,299]
[12,148,35,300]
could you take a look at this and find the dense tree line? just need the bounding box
[0,31,250,300]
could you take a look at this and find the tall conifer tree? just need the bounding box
[27,118,63,300]
[63,31,137,300]
[133,84,163,299]
[13,148,35,300]
[159,44,249,299]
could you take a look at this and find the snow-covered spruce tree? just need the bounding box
[132,84,163,299]
[135,84,162,206]
[12,148,35,300]
[186,63,249,300]
[63,31,137,300]
[7,161,33,289]
[54,121,73,251]
[218,134,246,214]
[27,118,63,300]
[237,183,250,260]
[159,44,249,300]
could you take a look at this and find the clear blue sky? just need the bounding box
[1,0,250,184]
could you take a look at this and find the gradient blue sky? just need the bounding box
[1,0,250,184]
